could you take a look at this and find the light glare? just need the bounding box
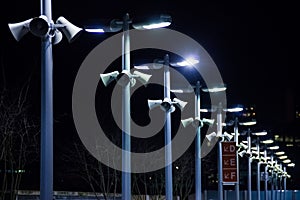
[85,28,105,33]
[142,22,171,29]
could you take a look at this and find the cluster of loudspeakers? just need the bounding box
[8,15,83,44]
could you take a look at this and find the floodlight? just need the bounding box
[279,156,288,160]
[275,151,285,155]
[282,159,291,164]
[261,139,274,144]
[268,145,279,150]
[132,14,172,30]
[239,120,257,126]
[252,131,267,136]
[287,163,295,167]
[201,85,227,93]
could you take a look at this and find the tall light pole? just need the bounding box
[202,86,227,200]
[147,54,188,200]
[8,2,82,199]
[233,117,241,200]
[179,81,215,200]
[251,132,268,200]
[99,14,171,200]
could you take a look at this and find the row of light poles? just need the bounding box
[9,5,172,199]
[236,129,295,200]
[8,5,295,200]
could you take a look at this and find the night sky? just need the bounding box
[1,0,299,192]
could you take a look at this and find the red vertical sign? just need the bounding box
[222,141,237,183]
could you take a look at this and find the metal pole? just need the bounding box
[271,156,274,200]
[264,149,268,200]
[283,166,286,200]
[40,0,53,198]
[234,117,240,200]
[217,103,223,200]
[164,54,173,200]
[274,160,278,200]
[122,13,131,200]
[195,81,202,200]
[247,130,252,200]
[257,138,261,200]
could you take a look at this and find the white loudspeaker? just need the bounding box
[132,71,152,85]
[238,150,247,157]
[161,98,173,112]
[202,118,215,126]
[100,71,119,86]
[8,18,32,41]
[148,99,163,110]
[238,143,248,150]
[206,132,217,142]
[193,117,203,127]
[223,131,233,141]
[181,118,194,128]
[52,29,63,45]
[116,70,135,87]
[172,98,187,111]
[56,16,82,43]
[29,15,49,37]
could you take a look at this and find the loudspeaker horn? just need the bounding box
[8,18,32,41]
[202,118,215,126]
[52,29,63,45]
[100,71,119,86]
[29,15,49,37]
[148,99,163,110]
[172,98,187,111]
[132,71,152,85]
[206,132,217,142]
[181,117,194,128]
[56,16,83,43]
[223,131,234,141]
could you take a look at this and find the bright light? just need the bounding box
[279,156,288,160]
[200,109,209,112]
[175,57,199,67]
[84,28,105,33]
[261,139,274,144]
[239,121,257,126]
[226,107,243,112]
[175,166,179,170]
[269,145,279,150]
[288,163,295,167]
[134,65,150,70]
[142,22,171,29]
[202,86,227,93]
[275,151,285,155]
[252,131,267,136]
[283,159,291,164]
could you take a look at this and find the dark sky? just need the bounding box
[1,0,299,191]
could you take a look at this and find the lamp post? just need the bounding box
[146,54,187,200]
[99,14,171,200]
[179,81,215,200]
[251,132,268,200]
[202,86,227,200]
[8,2,82,199]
